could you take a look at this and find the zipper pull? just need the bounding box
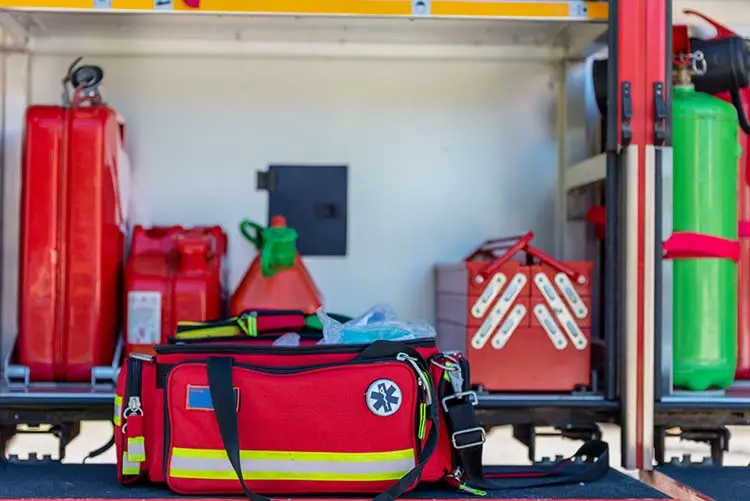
[124,397,145,463]
[127,396,142,412]
[396,352,433,406]
[447,367,465,395]
[418,402,427,439]
[237,311,258,336]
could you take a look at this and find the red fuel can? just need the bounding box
[124,225,227,356]
[435,232,593,392]
[17,104,128,382]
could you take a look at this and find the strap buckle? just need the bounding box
[441,390,478,412]
[451,427,486,450]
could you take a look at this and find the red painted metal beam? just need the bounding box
[616,0,667,469]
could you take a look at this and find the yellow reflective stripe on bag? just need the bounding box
[113,395,123,426]
[122,453,140,476]
[174,324,242,339]
[127,436,146,462]
[169,447,415,481]
[175,313,257,339]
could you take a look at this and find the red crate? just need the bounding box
[435,232,593,392]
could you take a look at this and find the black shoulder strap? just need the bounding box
[437,357,609,491]
[206,356,440,501]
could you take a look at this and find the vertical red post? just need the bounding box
[617,0,667,470]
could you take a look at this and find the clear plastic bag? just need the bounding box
[317,304,436,345]
[272,332,301,347]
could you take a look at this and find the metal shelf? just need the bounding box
[564,153,606,191]
[657,387,750,412]
[478,392,618,409]
[0,2,608,59]
[0,382,114,408]
[0,0,608,20]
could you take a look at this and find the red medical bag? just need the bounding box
[17,103,128,382]
[114,333,608,497]
[123,225,227,357]
[435,232,593,392]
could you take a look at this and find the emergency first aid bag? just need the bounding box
[115,333,610,498]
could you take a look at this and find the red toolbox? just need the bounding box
[124,225,227,356]
[435,232,593,392]
[17,104,129,382]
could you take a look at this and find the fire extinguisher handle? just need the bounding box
[240,220,264,249]
[682,9,736,39]
[730,89,750,136]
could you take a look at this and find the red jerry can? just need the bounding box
[17,102,128,382]
[230,215,323,315]
[124,225,227,356]
[435,232,593,392]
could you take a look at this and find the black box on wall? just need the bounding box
[257,165,348,256]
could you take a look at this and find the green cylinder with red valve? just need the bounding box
[669,67,741,391]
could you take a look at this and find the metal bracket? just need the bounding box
[3,334,122,390]
[512,424,602,464]
[92,336,123,388]
[256,170,277,192]
[4,422,81,462]
[7,453,55,463]
[653,82,668,145]
[0,12,31,48]
[3,338,30,390]
[558,423,603,443]
[620,81,633,146]
[655,426,730,466]
[512,425,536,463]
[666,454,715,467]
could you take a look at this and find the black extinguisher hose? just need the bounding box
[731,88,750,135]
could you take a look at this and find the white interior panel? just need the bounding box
[17,54,558,323]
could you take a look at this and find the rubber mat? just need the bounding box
[657,465,749,501]
[0,462,669,499]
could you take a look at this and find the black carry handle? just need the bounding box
[476,440,609,490]
[437,374,610,491]
[206,356,440,501]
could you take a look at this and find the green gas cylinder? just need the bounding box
[672,78,740,391]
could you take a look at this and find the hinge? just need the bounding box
[256,170,276,192]
[653,82,668,146]
[621,81,633,147]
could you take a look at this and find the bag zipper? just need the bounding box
[167,331,324,345]
[162,352,432,477]
[123,353,151,474]
[175,309,305,338]
[155,338,436,355]
[124,353,150,421]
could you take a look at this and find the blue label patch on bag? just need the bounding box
[186,385,240,411]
